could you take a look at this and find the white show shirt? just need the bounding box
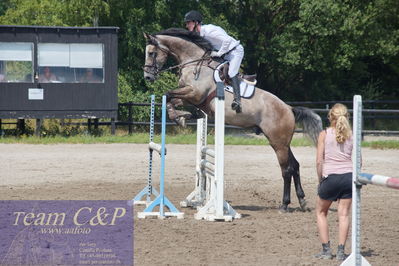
[200,24,240,56]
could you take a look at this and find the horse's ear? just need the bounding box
[143,32,151,40]
[143,32,157,45]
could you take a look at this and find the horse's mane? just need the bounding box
[154,28,213,52]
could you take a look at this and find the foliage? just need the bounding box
[0,0,109,26]
[3,61,32,82]
[0,0,398,121]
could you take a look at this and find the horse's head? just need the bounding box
[143,33,169,82]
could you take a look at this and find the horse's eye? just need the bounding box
[149,52,155,57]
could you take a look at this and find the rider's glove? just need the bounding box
[210,51,222,57]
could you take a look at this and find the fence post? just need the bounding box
[35,119,41,137]
[128,103,133,134]
[111,118,116,135]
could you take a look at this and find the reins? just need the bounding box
[143,43,217,80]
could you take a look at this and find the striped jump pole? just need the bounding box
[129,95,159,206]
[341,95,399,266]
[358,173,399,190]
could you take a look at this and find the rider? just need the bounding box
[184,10,244,113]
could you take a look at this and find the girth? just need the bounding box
[196,90,217,115]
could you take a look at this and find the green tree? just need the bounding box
[1,0,398,103]
[0,0,109,26]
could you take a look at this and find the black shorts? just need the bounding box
[318,172,352,201]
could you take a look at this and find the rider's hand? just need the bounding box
[210,51,222,57]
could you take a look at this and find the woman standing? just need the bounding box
[315,103,353,261]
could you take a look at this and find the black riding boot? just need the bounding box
[230,75,241,113]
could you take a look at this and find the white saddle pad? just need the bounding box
[213,62,256,99]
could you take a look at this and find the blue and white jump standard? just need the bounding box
[130,95,184,219]
[340,95,399,266]
[129,95,159,206]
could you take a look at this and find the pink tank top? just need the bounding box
[322,127,353,177]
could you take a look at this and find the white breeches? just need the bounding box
[224,44,244,78]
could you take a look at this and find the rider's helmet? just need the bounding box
[184,10,203,23]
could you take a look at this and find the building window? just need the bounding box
[38,43,104,83]
[0,42,34,83]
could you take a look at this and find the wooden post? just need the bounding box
[111,118,116,135]
[128,104,133,135]
[35,118,42,136]
[17,119,25,135]
[94,118,99,130]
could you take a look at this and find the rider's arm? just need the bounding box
[206,25,234,57]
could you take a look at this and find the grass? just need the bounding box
[0,133,398,149]
[362,140,399,149]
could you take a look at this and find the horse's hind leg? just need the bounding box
[288,148,307,211]
[271,145,293,212]
[272,145,306,212]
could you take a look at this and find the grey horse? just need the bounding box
[143,28,322,212]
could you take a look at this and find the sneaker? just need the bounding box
[336,245,348,261]
[314,250,333,259]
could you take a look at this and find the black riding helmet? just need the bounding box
[184,10,202,23]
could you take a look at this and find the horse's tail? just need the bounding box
[292,107,323,145]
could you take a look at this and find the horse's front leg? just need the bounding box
[166,98,192,127]
[166,85,198,101]
[165,85,200,127]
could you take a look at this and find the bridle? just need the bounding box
[143,42,170,77]
[143,38,215,80]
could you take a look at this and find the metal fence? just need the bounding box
[116,100,399,135]
[4,100,397,136]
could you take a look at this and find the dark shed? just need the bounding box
[0,25,118,131]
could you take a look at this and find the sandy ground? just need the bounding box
[0,143,398,266]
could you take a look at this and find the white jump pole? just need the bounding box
[214,81,226,218]
[342,95,399,266]
[179,113,207,208]
[194,82,241,221]
[341,95,370,266]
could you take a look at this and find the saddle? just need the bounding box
[199,62,257,114]
[218,63,257,86]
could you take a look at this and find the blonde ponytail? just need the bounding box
[328,103,352,143]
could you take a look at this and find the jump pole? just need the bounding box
[341,95,399,266]
[340,95,370,266]
[179,113,208,208]
[129,95,159,206]
[193,82,241,221]
[130,95,183,219]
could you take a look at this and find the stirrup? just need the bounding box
[231,100,242,113]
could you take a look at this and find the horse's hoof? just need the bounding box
[279,204,289,213]
[175,117,186,127]
[299,198,309,212]
[194,109,206,119]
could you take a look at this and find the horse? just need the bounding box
[143,28,322,212]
